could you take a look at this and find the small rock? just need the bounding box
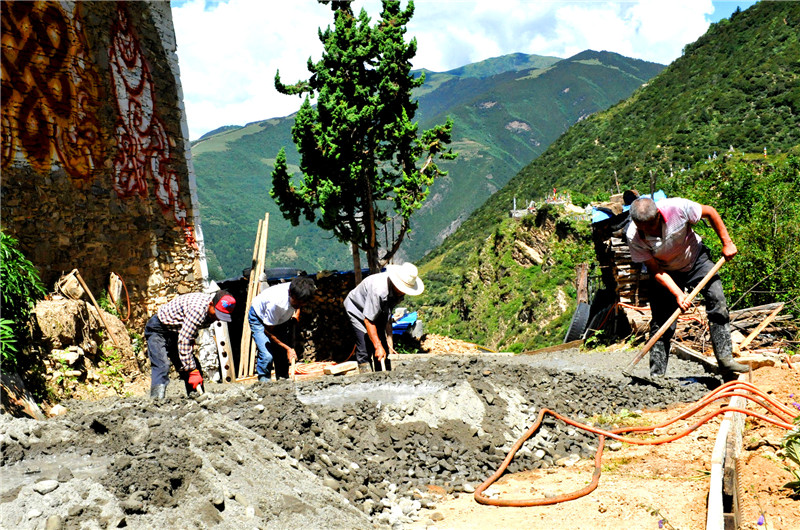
[555,454,580,467]
[212,494,225,510]
[33,480,59,495]
[430,512,445,521]
[49,405,68,417]
[45,515,64,530]
[462,483,475,494]
[120,499,145,514]
[323,477,339,490]
[56,467,74,482]
[607,441,623,451]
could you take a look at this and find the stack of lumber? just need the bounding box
[672,302,796,367]
[237,213,269,380]
[592,226,651,334]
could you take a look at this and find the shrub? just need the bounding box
[0,231,46,371]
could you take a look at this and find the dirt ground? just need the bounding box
[409,362,800,530]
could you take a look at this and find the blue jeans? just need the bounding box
[248,307,291,379]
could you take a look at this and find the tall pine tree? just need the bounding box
[271,0,455,273]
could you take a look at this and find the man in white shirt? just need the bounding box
[627,197,748,379]
[344,263,424,373]
[248,276,316,382]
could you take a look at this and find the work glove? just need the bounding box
[187,369,203,391]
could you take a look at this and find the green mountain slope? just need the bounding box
[192,51,663,278]
[419,1,800,350]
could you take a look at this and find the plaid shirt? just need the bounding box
[156,293,212,371]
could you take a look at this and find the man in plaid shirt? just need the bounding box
[145,290,236,399]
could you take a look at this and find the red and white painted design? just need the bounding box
[0,0,103,183]
[108,3,195,247]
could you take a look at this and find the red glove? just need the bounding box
[187,369,203,390]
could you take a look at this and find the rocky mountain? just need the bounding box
[190,51,664,278]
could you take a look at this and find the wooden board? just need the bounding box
[213,321,236,383]
[323,361,359,375]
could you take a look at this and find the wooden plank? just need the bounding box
[672,342,719,370]
[518,339,583,356]
[576,263,589,304]
[323,361,359,375]
[238,219,263,380]
[212,321,236,383]
[246,213,270,378]
[733,303,784,354]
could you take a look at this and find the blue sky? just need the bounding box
[171,1,759,140]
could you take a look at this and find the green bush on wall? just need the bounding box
[1,231,46,371]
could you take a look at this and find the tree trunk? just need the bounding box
[352,242,362,285]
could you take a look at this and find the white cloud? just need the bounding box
[171,0,739,140]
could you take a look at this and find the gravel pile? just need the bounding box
[1,349,719,529]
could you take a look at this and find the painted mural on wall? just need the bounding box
[0,0,104,183]
[109,3,195,248]
[1,0,205,321]
[1,0,194,248]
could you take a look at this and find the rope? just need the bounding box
[474,380,795,507]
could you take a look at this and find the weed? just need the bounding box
[639,504,677,529]
[591,408,647,428]
[98,343,126,393]
[129,331,145,357]
[98,290,121,318]
[602,457,632,473]
[781,415,800,495]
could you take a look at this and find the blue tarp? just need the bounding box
[392,311,418,335]
[591,190,668,223]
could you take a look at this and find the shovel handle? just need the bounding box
[623,256,727,373]
[291,359,296,381]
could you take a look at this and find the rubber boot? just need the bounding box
[710,323,749,375]
[649,340,669,377]
[150,384,167,400]
[358,362,373,374]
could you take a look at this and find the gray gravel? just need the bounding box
[1,348,723,529]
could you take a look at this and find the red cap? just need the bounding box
[214,293,236,322]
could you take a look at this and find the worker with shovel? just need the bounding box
[627,197,748,379]
[249,276,316,383]
[145,290,236,399]
[344,262,425,374]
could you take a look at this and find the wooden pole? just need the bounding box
[246,213,269,377]
[733,302,784,354]
[238,219,263,380]
[73,270,121,349]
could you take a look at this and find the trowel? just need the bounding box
[621,256,727,387]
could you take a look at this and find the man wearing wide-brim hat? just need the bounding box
[344,262,424,373]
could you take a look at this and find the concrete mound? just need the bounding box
[1,351,715,528]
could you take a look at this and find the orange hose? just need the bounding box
[474,381,795,507]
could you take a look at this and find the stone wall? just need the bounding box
[1,0,206,324]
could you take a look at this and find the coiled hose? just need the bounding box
[474,380,795,507]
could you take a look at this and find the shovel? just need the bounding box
[622,256,727,383]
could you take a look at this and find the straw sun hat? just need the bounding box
[387,263,425,296]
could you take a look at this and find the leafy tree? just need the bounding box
[271,0,455,272]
